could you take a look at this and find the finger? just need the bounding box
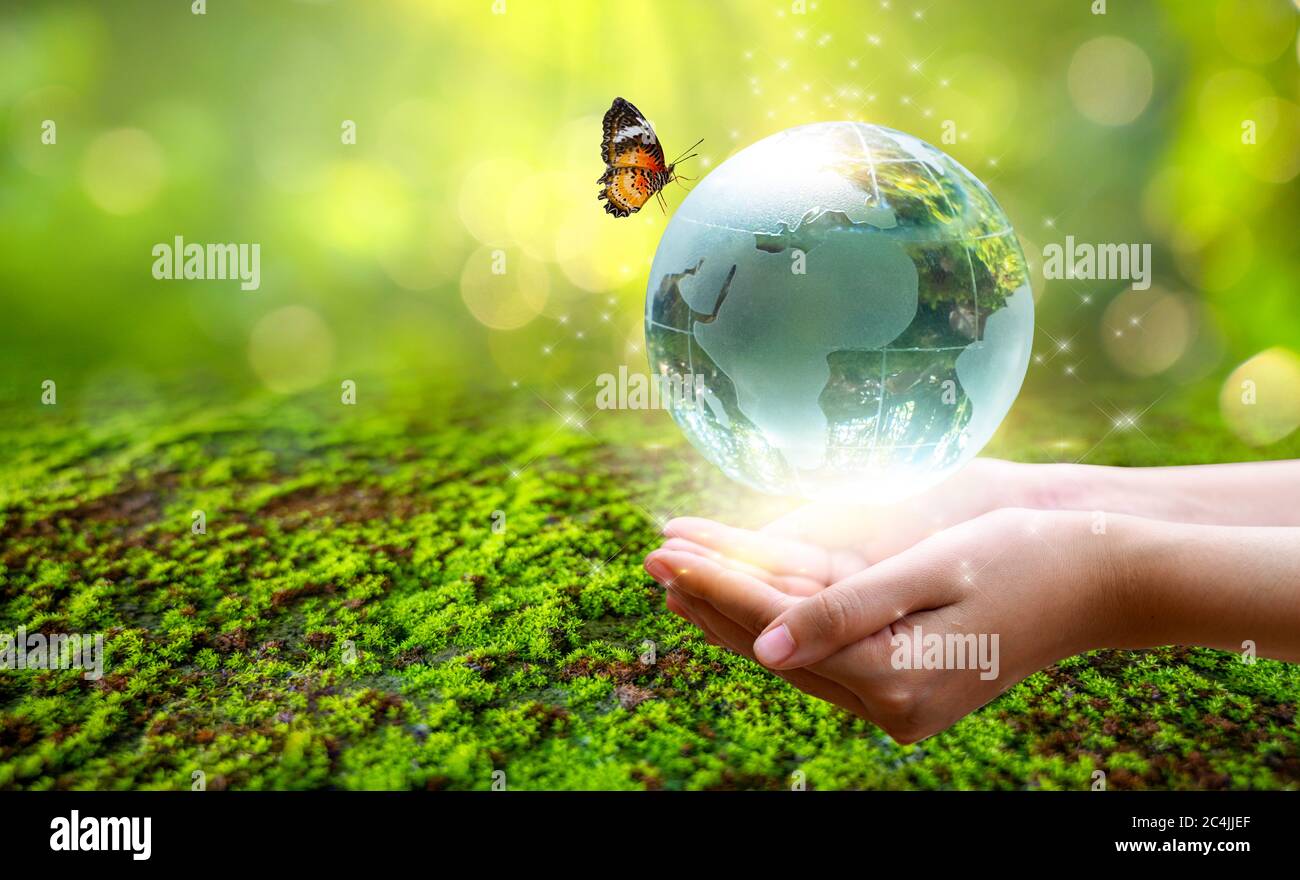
[669,589,869,716]
[659,537,825,596]
[667,587,734,650]
[662,516,833,582]
[664,590,692,621]
[668,587,754,656]
[666,590,727,647]
[752,552,949,670]
[645,549,797,634]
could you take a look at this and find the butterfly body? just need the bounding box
[598,97,698,217]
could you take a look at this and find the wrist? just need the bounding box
[1011,462,1218,524]
[999,461,1190,522]
[1077,510,1161,652]
[995,460,1099,512]
[1081,514,1231,653]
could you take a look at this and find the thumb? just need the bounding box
[751,558,925,670]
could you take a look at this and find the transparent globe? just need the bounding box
[646,122,1034,502]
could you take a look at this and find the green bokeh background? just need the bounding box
[2,0,1298,410]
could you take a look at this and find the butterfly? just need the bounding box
[598,97,701,217]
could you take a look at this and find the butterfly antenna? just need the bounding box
[669,138,704,167]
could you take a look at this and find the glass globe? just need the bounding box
[645,122,1033,502]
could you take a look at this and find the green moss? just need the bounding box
[0,382,1297,790]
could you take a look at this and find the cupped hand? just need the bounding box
[647,507,1123,743]
[653,458,1053,596]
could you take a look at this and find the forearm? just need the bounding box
[1005,459,1300,527]
[1095,515,1300,662]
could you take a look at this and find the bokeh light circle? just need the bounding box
[1196,68,1273,150]
[1240,97,1300,183]
[81,128,164,214]
[1219,347,1300,446]
[1215,0,1298,64]
[459,245,549,330]
[1101,288,1192,377]
[555,210,640,294]
[1067,37,1153,126]
[247,305,336,393]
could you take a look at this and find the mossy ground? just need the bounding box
[1,380,1297,790]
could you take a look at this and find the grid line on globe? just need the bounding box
[645,122,1034,502]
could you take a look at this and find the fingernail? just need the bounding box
[753,625,795,666]
[645,558,672,585]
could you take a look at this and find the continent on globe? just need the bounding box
[645,122,1034,502]
[693,233,918,471]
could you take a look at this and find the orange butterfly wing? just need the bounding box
[600,166,668,217]
[599,97,670,217]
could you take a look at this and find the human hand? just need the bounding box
[647,507,1128,743]
[655,458,1059,594]
[659,457,1300,586]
